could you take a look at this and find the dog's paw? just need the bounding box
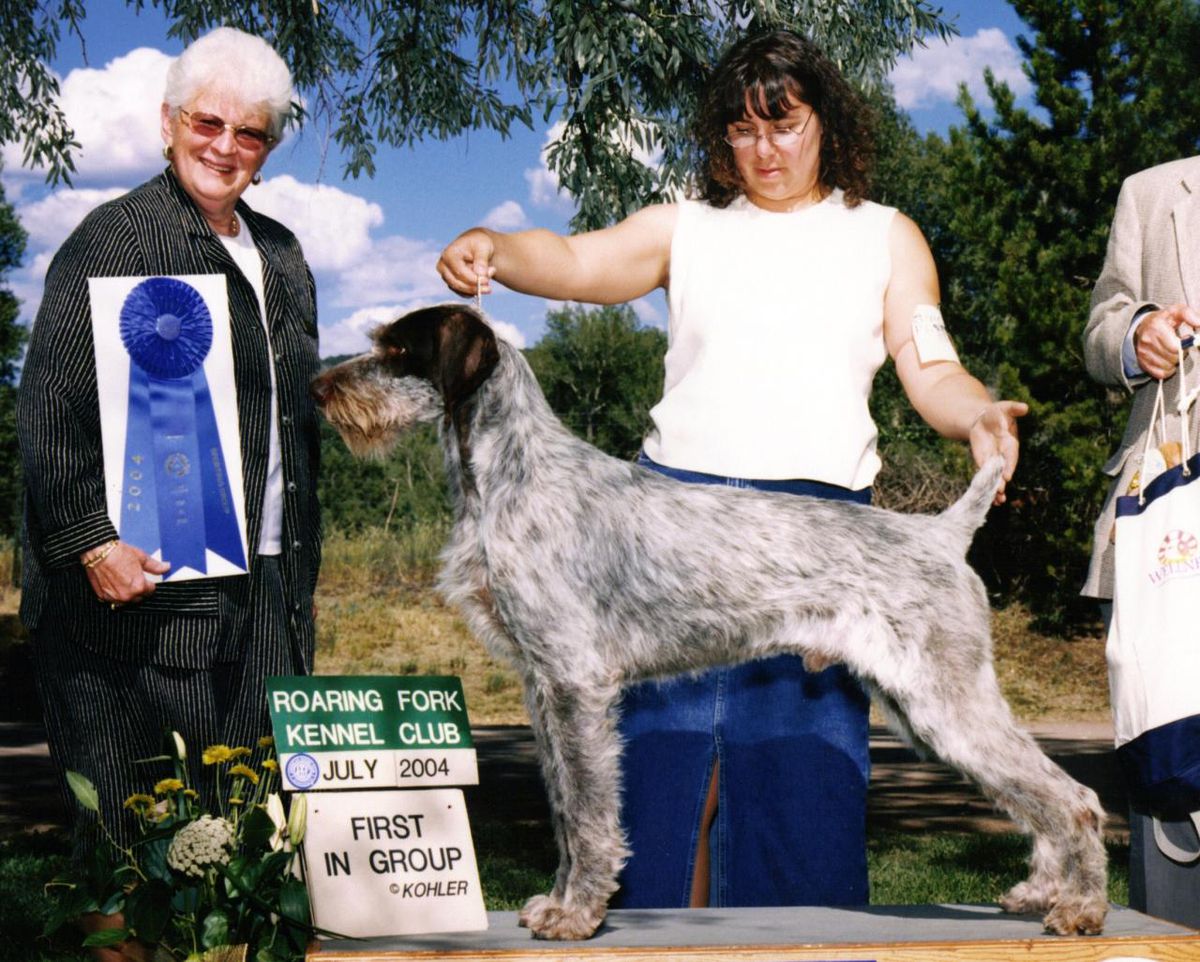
[518,893,606,940]
[1042,896,1107,936]
[998,879,1057,915]
[518,894,558,929]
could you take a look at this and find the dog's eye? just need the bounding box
[382,345,407,359]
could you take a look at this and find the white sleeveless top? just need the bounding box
[642,191,896,488]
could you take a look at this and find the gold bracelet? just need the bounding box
[83,539,119,569]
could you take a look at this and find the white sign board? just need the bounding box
[303,789,487,938]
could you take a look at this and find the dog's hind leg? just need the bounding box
[875,655,1108,936]
[517,667,628,940]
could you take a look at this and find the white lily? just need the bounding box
[287,792,307,847]
[266,792,289,852]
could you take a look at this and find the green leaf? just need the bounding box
[124,878,173,944]
[82,927,132,948]
[201,907,232,949]
[41,886,97,937]
[65,770,99,812]
[278,877,310,926]
[139,835,174,883]
[240,805,276,852]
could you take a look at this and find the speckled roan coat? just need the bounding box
[313,304,1108,941]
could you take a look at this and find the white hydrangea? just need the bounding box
[167,814,235,878]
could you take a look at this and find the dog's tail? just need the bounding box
[938,455,1006,546]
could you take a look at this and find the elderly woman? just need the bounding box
[439,29,1027,909]
[18,27,321,860]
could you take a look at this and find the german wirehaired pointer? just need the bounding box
[311,304,1108,940]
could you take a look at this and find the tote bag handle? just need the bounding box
[1137,337,1197,505]
[1152,811,1200,864]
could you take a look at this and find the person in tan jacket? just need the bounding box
[1084,154,1200,926]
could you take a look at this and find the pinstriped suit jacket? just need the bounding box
[17,170,322,667]
[1082,155,1200,599]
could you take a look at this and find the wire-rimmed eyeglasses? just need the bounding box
[723,111,814,150]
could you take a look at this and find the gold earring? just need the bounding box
[162,144,174,161]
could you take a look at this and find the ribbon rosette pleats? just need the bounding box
[119,277,245,574]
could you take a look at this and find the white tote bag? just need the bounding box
[1109,356,1200,860]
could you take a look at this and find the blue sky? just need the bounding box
[2,1,1034,356]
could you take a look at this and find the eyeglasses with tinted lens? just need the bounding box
[180,109,276,152]
[724,112,814,150]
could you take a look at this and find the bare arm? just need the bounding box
[884,213,1028,502]
[437,204,678,304]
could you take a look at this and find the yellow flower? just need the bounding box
[228,747,252,761]
[261,759,279,773]
[229,764,260,785]
[123,794,155,812]
[258,736,275,749]
[154,778,185,794]
[183,789,199,798]
[202,745,233,765]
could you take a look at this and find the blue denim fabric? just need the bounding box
[610,453,872,909]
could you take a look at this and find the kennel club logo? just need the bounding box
[1148,528,1200,586]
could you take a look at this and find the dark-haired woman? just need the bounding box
[438,29,1026,909]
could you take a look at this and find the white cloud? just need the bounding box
[890,28,1031,111]
[629,296,665,328]
[318,304,401,357]
[525,125,575,213]
[319,299,527,358]
[480,200,529,231]
[478,314,526,349]
[328,234,447,309]
[16,186,127,252]
[247,174,383,272]
[3,48,172,181]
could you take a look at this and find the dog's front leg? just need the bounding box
[517,666,628,940]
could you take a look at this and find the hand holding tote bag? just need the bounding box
[1110,343,1200,860]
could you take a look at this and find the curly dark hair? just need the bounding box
[695,30,875,209]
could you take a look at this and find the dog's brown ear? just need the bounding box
[434,307,500,412]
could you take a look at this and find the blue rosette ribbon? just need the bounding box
[118,277,246,574]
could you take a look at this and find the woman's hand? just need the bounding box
[82,541,171,606]
[1133,304,1198,380]
[968,401,1029,505]
[437,228,497,297]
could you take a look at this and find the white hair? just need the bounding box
[163,27,294,137]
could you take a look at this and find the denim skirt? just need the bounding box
[610,453,872,909]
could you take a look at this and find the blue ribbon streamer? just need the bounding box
[118,277,246,574]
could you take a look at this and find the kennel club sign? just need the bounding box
[267,676,478,791]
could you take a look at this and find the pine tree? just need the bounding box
[933,0,1200,622]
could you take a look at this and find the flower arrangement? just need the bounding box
[44,734,313,962]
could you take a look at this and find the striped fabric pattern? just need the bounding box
[19,169,324,852]
[18,169,322,669]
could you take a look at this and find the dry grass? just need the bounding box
[991,603,1110,721]
[0,536,1110,727]
[314,526,527,724]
